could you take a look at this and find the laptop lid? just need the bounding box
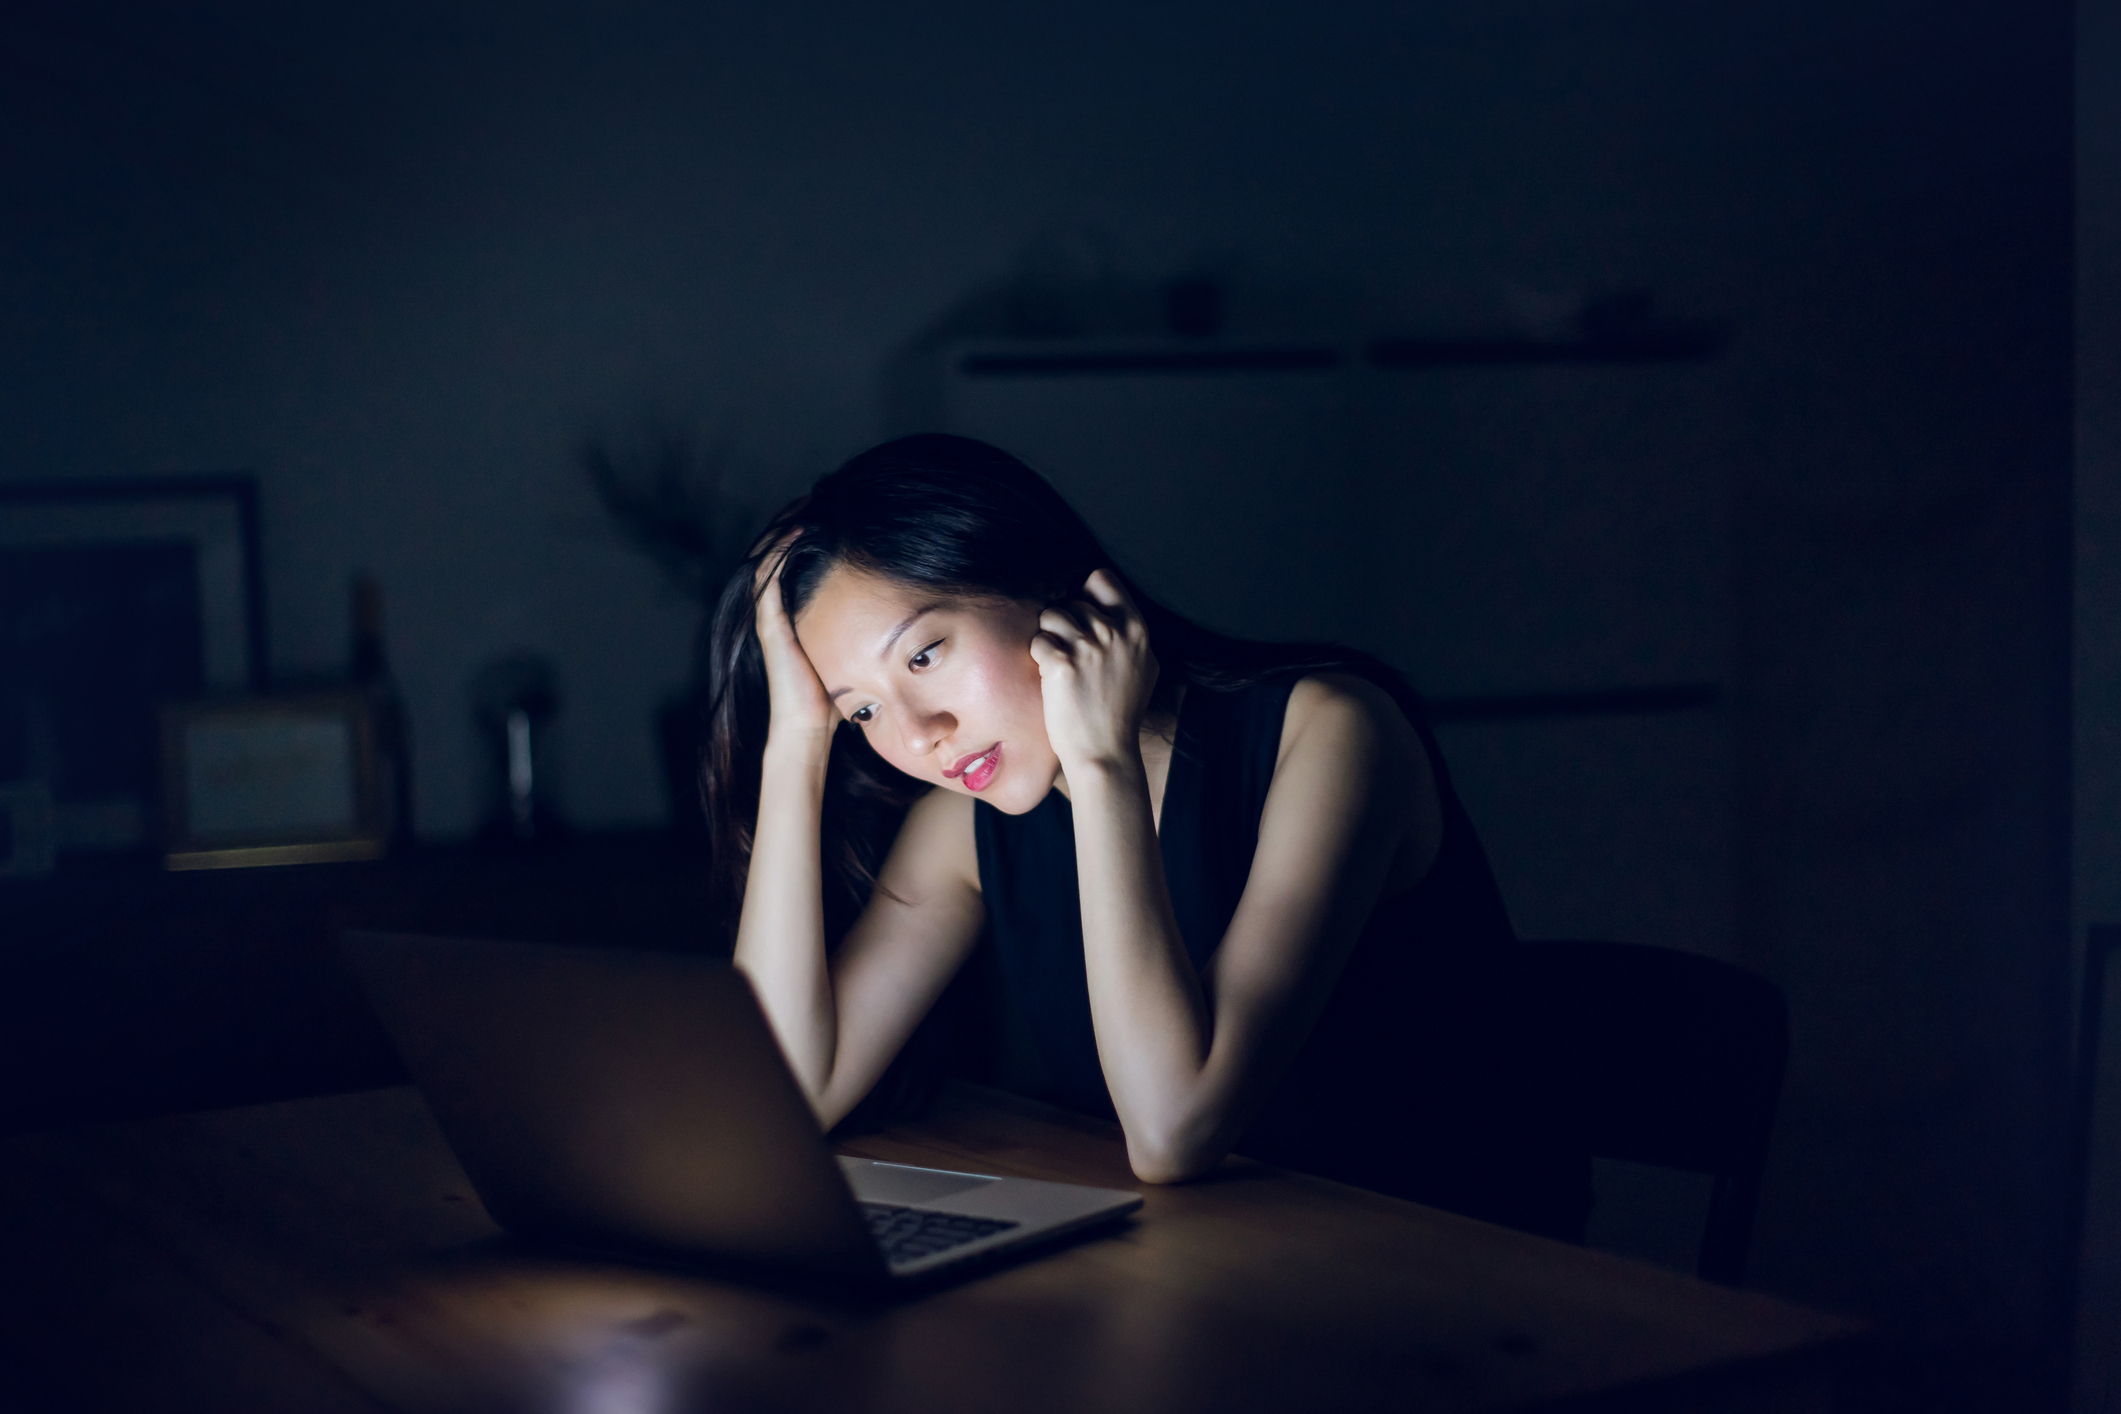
[341,931,884,1284]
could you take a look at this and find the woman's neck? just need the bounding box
[1052,691,1184,828]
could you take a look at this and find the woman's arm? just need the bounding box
[1037,577,1439,1181]
[731,551,986,1128]
[805,787,986,1127]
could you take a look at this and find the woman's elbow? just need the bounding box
[1125,1129,1227,1185]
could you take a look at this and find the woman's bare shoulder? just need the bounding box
[883,783,982,894]
[1277,673,1441,885]
[1279,671,1424,773]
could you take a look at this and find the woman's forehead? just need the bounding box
[792,565,1031,671]
[791,566,942,666]
[795,564,919,632]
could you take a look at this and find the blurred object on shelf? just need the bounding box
[581,421,754,606]
[579,416,756,834]
[1,476,265,858]
[472,653,564,848]
[348,573,414,848]
[159,693,389,870]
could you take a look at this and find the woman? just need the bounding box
[706,434,1586,1239]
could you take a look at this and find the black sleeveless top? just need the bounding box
[973,675,1589,1241]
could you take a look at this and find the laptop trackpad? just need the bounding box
[843,1160,1000,1205]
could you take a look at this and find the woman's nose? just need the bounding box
[901,708,955,757]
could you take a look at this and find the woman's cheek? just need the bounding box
[888,743,927,781]
[983,647,1045,717]
[861,728,915,780]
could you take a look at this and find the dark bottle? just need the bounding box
[350,573,415,850]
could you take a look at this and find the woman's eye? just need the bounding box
[849,705,875,724]
[908,640,942,671]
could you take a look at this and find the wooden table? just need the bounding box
[0,1082,1860,1413]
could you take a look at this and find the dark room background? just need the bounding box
[0,0,2096,1397]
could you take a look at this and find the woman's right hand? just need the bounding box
[752,540,838,751]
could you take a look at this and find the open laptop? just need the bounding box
[341,931,1141,1290]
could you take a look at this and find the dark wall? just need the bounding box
[0,0,2078,1361]
[1734,142,2075,1345]
[2074,0,2121,1402]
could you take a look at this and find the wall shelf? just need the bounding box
[955,329,1725,379]
[1423,683,1722,724]
[959,346,1343,377]
[1367,329,1724,368]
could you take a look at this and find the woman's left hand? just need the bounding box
[1031,569,1160,774]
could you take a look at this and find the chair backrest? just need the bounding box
[1514,939,1789,1285]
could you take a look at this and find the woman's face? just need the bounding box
[792,563,1060,814]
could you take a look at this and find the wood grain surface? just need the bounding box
[0,1083,1861,1412]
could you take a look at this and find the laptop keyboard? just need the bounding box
[861,1202,1019,1266]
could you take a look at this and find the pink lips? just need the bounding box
[945,744,1001,792]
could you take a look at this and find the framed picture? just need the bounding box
[160,693,388,870]
[0,476,265,855]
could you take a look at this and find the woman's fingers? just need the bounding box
[1035,572,1160,772]
[751,534,786,592]
[752,535,798,616]
[1081,568,1129,611]
[1079,569,1144,638]
[747,534,836,741]
[1082,569,1138,623]
[1039,604,1092,645]
[1038,574,1149,668]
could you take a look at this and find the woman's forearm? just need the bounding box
[731,736,837,1105]
[1068,759,1226,1181]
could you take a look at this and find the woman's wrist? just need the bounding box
[1060,751,1150,800]
[761,730,835,783]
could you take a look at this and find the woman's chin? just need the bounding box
[967,760,1060,815]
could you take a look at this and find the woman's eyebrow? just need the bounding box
[824,603,954,700]
[877,603,947,660]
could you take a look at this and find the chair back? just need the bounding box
[1515,939,1789,1285]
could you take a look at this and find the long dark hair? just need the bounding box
[699,433,1416,946]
